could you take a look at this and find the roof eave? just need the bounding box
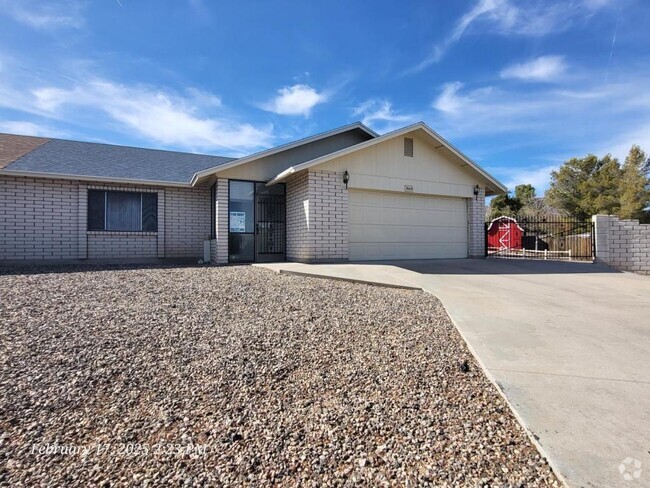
[190,121,378,186]
[0,169,193,187]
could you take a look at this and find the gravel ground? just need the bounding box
[0,265,559,487]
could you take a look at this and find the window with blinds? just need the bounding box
[88,190,158,231]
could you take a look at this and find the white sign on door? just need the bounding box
[229,211,246,232]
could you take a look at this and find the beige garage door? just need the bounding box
[349,190,468,260]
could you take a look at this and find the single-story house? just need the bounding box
[0,122,506,264]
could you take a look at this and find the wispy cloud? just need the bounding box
[261,84,328,117]
[500,55,567,82]
[408,0,612,74]
[27,80,273,152]
[352,99,418,133]
[0,0,85,29]
[430,73,650,143]
[0,120,67,138]
[0,63,274,153]
[408,0,505,73]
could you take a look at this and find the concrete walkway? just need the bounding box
[257,259,650,487]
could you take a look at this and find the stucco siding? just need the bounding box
[317,131,481,198]
[216,129,372,181]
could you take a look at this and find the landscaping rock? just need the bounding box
[0,264,559,486]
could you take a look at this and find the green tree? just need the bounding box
[582,154,622,216]
[514,184,536,206]
[487,193,522,220]
[546,154,622,219]
[619,145,650,221]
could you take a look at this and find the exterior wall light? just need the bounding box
[474,184,480,200]
[343,170,350,189]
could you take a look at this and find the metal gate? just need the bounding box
[486,216,594,261]
[255,191,286,263]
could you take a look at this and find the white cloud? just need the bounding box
[25,80,274,152]
[430,80,600,136]
[0,0,85,29]
[261,84,327,117]
[428,72,650,192]
[0,120,67,138]
[352,99,418,132]
[500,55,567,82]
[432,82,469,114]
[409,0,611,73]
[501,164,560,193]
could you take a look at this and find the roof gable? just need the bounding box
[191,122,377,184]
[267,122,507,195]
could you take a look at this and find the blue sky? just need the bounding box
[1,0,649,192]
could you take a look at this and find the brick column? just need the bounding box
[157,189,166,258]
[468,186,486,258]
[285,169,349,263]
[592,215,611,265]
[211,178,229,264]
[78,185,88,259]
[309,170,349,263]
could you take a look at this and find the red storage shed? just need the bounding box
[487,216,523,250]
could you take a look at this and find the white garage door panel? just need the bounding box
[349,190,468,260]
[350,206,466,226]
[352,224,467,243]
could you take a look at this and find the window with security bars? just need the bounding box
[88,190,158,232]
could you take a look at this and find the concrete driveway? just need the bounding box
[258,259,650,487]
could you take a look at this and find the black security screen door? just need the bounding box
[228,180,285,263]
[254,183,286,263]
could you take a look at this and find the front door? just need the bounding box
[254,183,286,263]
[228,180,285,263]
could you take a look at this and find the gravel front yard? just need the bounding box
[0,265,558,486]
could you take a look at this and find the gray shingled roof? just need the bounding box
[4,138,235,184]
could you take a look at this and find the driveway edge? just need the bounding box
[423,293,570,488]
[275,269,422,290]
[262,266,568,486]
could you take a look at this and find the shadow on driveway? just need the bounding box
[363,258,620,275]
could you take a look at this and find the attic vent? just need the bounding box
[404,137,414,157]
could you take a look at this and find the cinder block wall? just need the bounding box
[286,171,311,262]
[164,186,211,258]
[210,178,229,264]
[285,169,349,263]
[468,186,486,258]
[0,175,211,262]
[593,215,650,274]
[0,176,80,260]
